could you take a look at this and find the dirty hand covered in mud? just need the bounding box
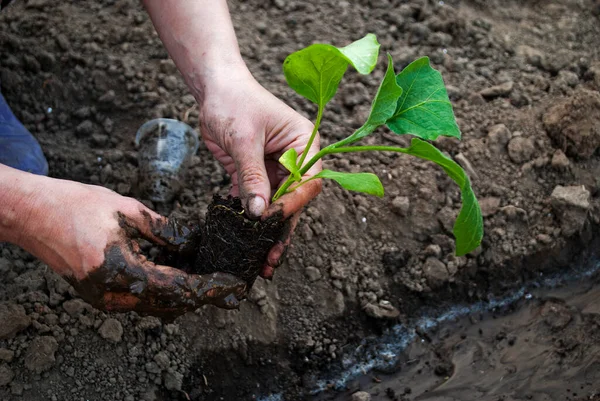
[68,211,248,317]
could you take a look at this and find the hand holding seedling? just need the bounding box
[275,35,484,255]
[0,165,247,316]
[144,0,324,277]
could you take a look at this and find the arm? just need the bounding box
[143,1,322,277]
[0,163,245,315]
[142,0,249,103]
[0,164,42,248]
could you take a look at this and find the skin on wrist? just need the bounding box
[142,0,253,104]
[0,164,46,247]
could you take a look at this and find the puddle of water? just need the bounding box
[259,260,600,401]
[312,260,600,396]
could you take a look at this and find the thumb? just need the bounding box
[234,142,271,219]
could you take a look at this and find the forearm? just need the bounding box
[0,164,45,246]
[142,0,251,102]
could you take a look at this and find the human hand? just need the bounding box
[14,176,247,316]
[198,70,322,278]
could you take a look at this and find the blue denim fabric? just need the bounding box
[0,92,49,175]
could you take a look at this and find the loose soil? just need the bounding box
[1,0,600,400]
[189,196,287,286]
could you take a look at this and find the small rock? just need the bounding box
[543,89,600,159]
[162,75,179,90]
[363,302,400,320]
[352,391,372,401]
[145,362,161,374]
[0,364,14,386]
[507,136,535,164]
[551,185,590,236]
[390,196,410,216]
[423,257,450,289]
[75,120,96,137]
[480,197,501,217]
[24,336,58,374]
[556,70,579,87]
[424,244,442,258]
[91,133,109,147]
[154,352,170,370]
[55,34,70,51]
[501,205,527,221]
[305,266,322,282]
[99,90,116,103]
[551,150,570,171]
[486,124,511,153]
[74,106,91,119]
[516,45,545,68]
[480,81,514,98]
[163,370,183,391]
[62,299,91,317]
[0,303,31,339]
[0,349,14,363]
[541,301,572,330]
[98,318,123,343]
[159,60,177,74]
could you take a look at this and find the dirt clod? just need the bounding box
[0,303,31,340]
[551,185,590,236]
[24,336,58,374]
[543,89,600,159]
[98,318,124,343]
[0,364,14,387]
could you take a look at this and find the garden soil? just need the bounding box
[1,0,600,400]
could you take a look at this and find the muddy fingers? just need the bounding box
[68,243,246,317]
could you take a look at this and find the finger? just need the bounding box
[263,178,322,219]
[260,212,300,279]
[87,244,246,314]
[232,139,272,219]
[118,207,194,249]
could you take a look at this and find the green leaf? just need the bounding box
[343,54,403,145]
[387,57,461,141]
[283,34,380,108]
[337,33,380,75]
[314,169,384,198]
[279,148,301,181]
[401,138,482,255]
[283,44,349,106]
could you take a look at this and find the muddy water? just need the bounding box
[310,260,600,401]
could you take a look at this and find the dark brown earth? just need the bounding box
[1,0,600,400]
[192,196,288,286]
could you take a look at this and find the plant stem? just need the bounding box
[297,104,324,168]
[273,139,408,201]
[272,105,325,202]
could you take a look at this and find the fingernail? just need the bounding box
[247,196,266,219]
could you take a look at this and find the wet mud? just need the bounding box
[317,260,600,401]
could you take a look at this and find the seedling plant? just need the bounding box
[272,34,483,256]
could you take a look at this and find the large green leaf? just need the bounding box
[283,44,348,106]
[283,34,380,107]
[314,169,384,198]
[387,57,461,141]
[341,54,403,146]
[401,138,482,255]
[279,148,301,181]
